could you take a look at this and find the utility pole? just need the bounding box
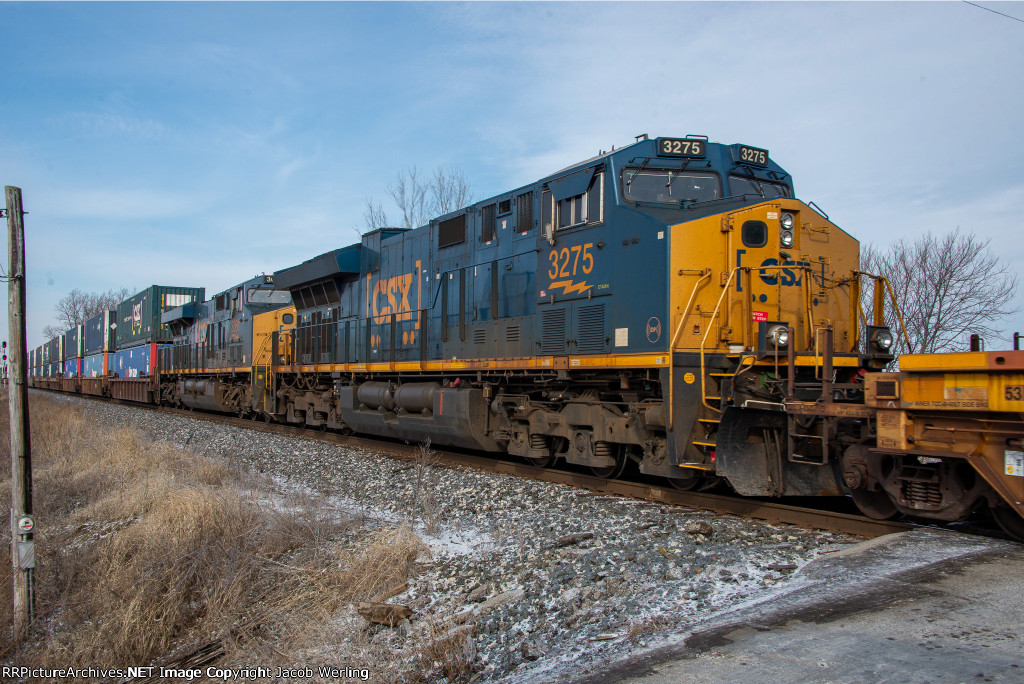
[5,186,34,637]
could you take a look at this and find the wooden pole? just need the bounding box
[5,186,34,637]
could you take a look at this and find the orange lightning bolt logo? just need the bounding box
[549,280,592,295]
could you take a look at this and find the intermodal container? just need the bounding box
[63,325,83,360]
[47,362,61,377]
[44,337,62,366]
[117,286,205,349]
[114,343,170,378]
[84,311,116,354]
[82,352,112,378]
[63,358,81,377]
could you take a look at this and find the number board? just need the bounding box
[656,138,706,158]
[737,145,769,166]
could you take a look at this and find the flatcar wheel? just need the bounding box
[992,505,1024,542]
[850,487,900,520]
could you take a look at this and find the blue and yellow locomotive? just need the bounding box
[31,133,1024,539]
[177,135,885,490]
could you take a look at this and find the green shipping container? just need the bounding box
[116,285,205,349]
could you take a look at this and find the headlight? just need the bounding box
[780,213,795,248]
[768,324,789,348]
[872,328,894,351]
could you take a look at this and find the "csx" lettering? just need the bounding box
[757,257,806,287]
[371,273,415,324]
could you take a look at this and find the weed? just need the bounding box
[0,394,427,679]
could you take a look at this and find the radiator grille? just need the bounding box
[540,309,566,354]
[576,303,606,353]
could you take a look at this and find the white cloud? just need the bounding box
[51,111,168,140]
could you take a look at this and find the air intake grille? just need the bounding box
[576,304,606,353]
[506,325,520,343]
[540,309,566,354]
[474,328,487,344]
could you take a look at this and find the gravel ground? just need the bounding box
[50,394,860,683]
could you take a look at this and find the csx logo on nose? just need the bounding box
[758,257,808,286]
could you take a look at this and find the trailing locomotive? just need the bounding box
[28,134,1024,540]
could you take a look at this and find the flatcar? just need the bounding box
[28,133,1024,540]
[853,351,1024,538]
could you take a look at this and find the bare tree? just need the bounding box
[364,197,389,232]
[41,324,65,341]
[45,286,133,338]
[386,166,430,230]
[862,228,1018,355]
[429,165,472,217]
[382,165,474,230]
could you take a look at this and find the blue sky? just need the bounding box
[2,1,1023,350]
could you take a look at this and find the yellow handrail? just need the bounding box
[697,264,814,413]
[667,269,712,430]
[854,271,912,354]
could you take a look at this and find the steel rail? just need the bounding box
[90,395,915,540]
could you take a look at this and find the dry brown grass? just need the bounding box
[0,394,431,678]
[405,617,478,683]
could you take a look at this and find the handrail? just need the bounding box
[251,329,275,412]
[854,270,913,354]
[667,269,712,430]
[698,264,814,413]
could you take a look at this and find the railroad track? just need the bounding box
[95,395,915,540]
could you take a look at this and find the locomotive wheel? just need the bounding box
[697,476,724,492]
[527,453,556,468]
[525,435,561,468]
[666,473,702,490]
[850,487,900,520]
[992,505,1024,542]
[590,447,626,479]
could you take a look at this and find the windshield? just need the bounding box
[728,175,791,199]
[622,169,721,204]
[247,288,292,305]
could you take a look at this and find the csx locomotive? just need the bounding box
[29,134,1024,540]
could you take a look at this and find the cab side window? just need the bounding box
[556,171,603,230]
